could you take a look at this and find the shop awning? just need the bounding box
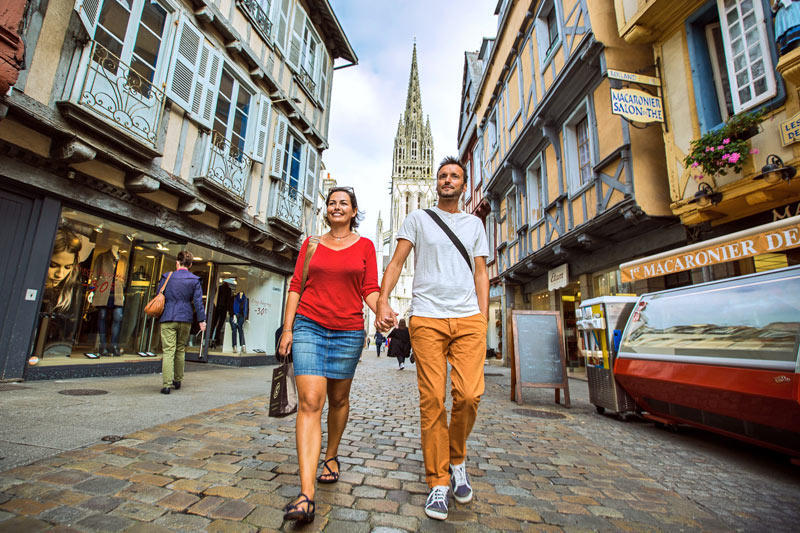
[619,215,800,282]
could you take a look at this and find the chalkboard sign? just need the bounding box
[511,311,570,407]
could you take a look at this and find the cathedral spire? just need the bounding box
[404,43,423,126]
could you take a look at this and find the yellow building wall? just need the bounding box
[0,119,51,157]
[593,79,624,161]
[25,0,72,104]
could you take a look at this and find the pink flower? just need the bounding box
[721,153,730,160]
[691,162,699,167]
[705,147,714,152]
[722,138,730,145]
[717,145,724,150]
[693,174,704,181]
[750,148,759,154]
[728,152,741,164]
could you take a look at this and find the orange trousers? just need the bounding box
[409,313,487,487]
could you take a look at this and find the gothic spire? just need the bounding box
[404,43,423,126]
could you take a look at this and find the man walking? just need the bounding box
[374,331,385,357]
[376,156,489,520]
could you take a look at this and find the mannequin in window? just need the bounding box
[230,290,248,353]
[210,278,234,349]
[32,228,83,362]
[90,243,128,357]
[774,0,800,56]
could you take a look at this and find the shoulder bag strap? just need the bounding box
[159,271,174,294]
[424,209,473,273]
[300,236,321,296]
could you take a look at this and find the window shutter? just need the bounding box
[288,5,306,69]
[717,0,775,113]
[270,114,288,178]
[191,44,222,129]
[272,0,291,53]
[74,0,101,38]
[248,94,272,163]
[165,16,202,115]
[304,146,318,199]
[317,52,330,102]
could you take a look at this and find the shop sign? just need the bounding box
[548,264,569,291]
[780,111,800,146]
[620,216,800,282]
[607,69,660,87]
[610,88,664,123]
[774,201,800,221]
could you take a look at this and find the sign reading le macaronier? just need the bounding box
[611,88,664,123]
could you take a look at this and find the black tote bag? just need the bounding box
[268,359,298,418]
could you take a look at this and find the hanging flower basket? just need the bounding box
[684,110,763,177]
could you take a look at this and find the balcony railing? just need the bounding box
[297,64,316,96]
[200,132,251,201]
[75,40,165,150]
[268,178,304,231]
[237,0,273,41]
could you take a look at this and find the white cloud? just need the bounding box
[324,0,498,242]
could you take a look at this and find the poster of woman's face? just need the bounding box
[47,227,83,313]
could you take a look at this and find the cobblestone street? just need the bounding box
[1,354,798,532]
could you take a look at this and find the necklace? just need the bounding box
[328,231,353,240]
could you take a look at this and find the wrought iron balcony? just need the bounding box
[268,178,304,232]
[236,0,273,41]
[72,40,165,151]
[297,64,316,96]
[194,132,251,207]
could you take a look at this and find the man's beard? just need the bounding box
[438,187,462,198]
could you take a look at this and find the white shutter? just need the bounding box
[304,146,318,199]
[165,16,202,115]
[248,93,272,162]
[192,44,223,129]
[272,0,290,52]
[317,52,329,102]
[288,5,306,69]
[717,0,775,113]
[270,114,288,178]
[74,0,101,38]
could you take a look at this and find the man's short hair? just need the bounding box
[436,156,468,180]
[177,250,193,267]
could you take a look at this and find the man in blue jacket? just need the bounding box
[157,250,206,394]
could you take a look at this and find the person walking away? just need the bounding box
[157,250,206,394]
[277,187,380,524]
[387,319,411,369]
[376,156,489,521]
[374,331,385,357]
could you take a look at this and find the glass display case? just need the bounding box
[615,265,800,457]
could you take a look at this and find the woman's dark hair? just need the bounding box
[51,228,82,313]
[397,318,407,329]
[177,250,193,267]
[324,187,363,230]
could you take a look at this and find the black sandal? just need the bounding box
[283,492,315,523]
[316,456,340,484]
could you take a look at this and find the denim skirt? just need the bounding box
[292,314,365,379]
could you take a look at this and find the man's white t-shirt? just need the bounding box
[396,206,490,318]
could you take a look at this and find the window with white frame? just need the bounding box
[526,156,544,222]
[506,188,517,237]
[212,67,253,157]
[270,114,305,193]
[486,217,496,259]
[271,0,290,53]
[487,110,498,153]
[472,141,483,185]
[535,0,561,67]
[464,159,472,204]
[688,0,776,132]
[288,3,328,100]
[74,0,171,96]
[564,100,594,193]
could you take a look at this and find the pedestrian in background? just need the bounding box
[277,187,380,524]
[157,250,206,395]
[387,319,411,370]
[375,331,385,357]
[377,156,489,521]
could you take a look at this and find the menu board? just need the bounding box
[511,311,570,407]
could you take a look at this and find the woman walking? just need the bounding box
[277,187,380,523]
[387,319,411,369]
[157,250,206,394]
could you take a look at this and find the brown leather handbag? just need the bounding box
[144,271,173,318]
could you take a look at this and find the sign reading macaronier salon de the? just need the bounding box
[620,216,800,282]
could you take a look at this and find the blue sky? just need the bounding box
[325,0,499,240]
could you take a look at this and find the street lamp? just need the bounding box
[753,154,797,184]
[688,182,722,207]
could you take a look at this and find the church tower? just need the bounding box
[383,42,436,318]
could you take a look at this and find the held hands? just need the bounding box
[375,300,398,333]
[199,321,207,332]
[277,331,292,358]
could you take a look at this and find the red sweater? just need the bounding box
[289,236,379,330]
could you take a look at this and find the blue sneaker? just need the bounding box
[449,462,473,503]
[424,485,449,520]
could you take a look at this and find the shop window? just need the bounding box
[687,0,776,133]
[564,99,595,194]
[535,0,561,68]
